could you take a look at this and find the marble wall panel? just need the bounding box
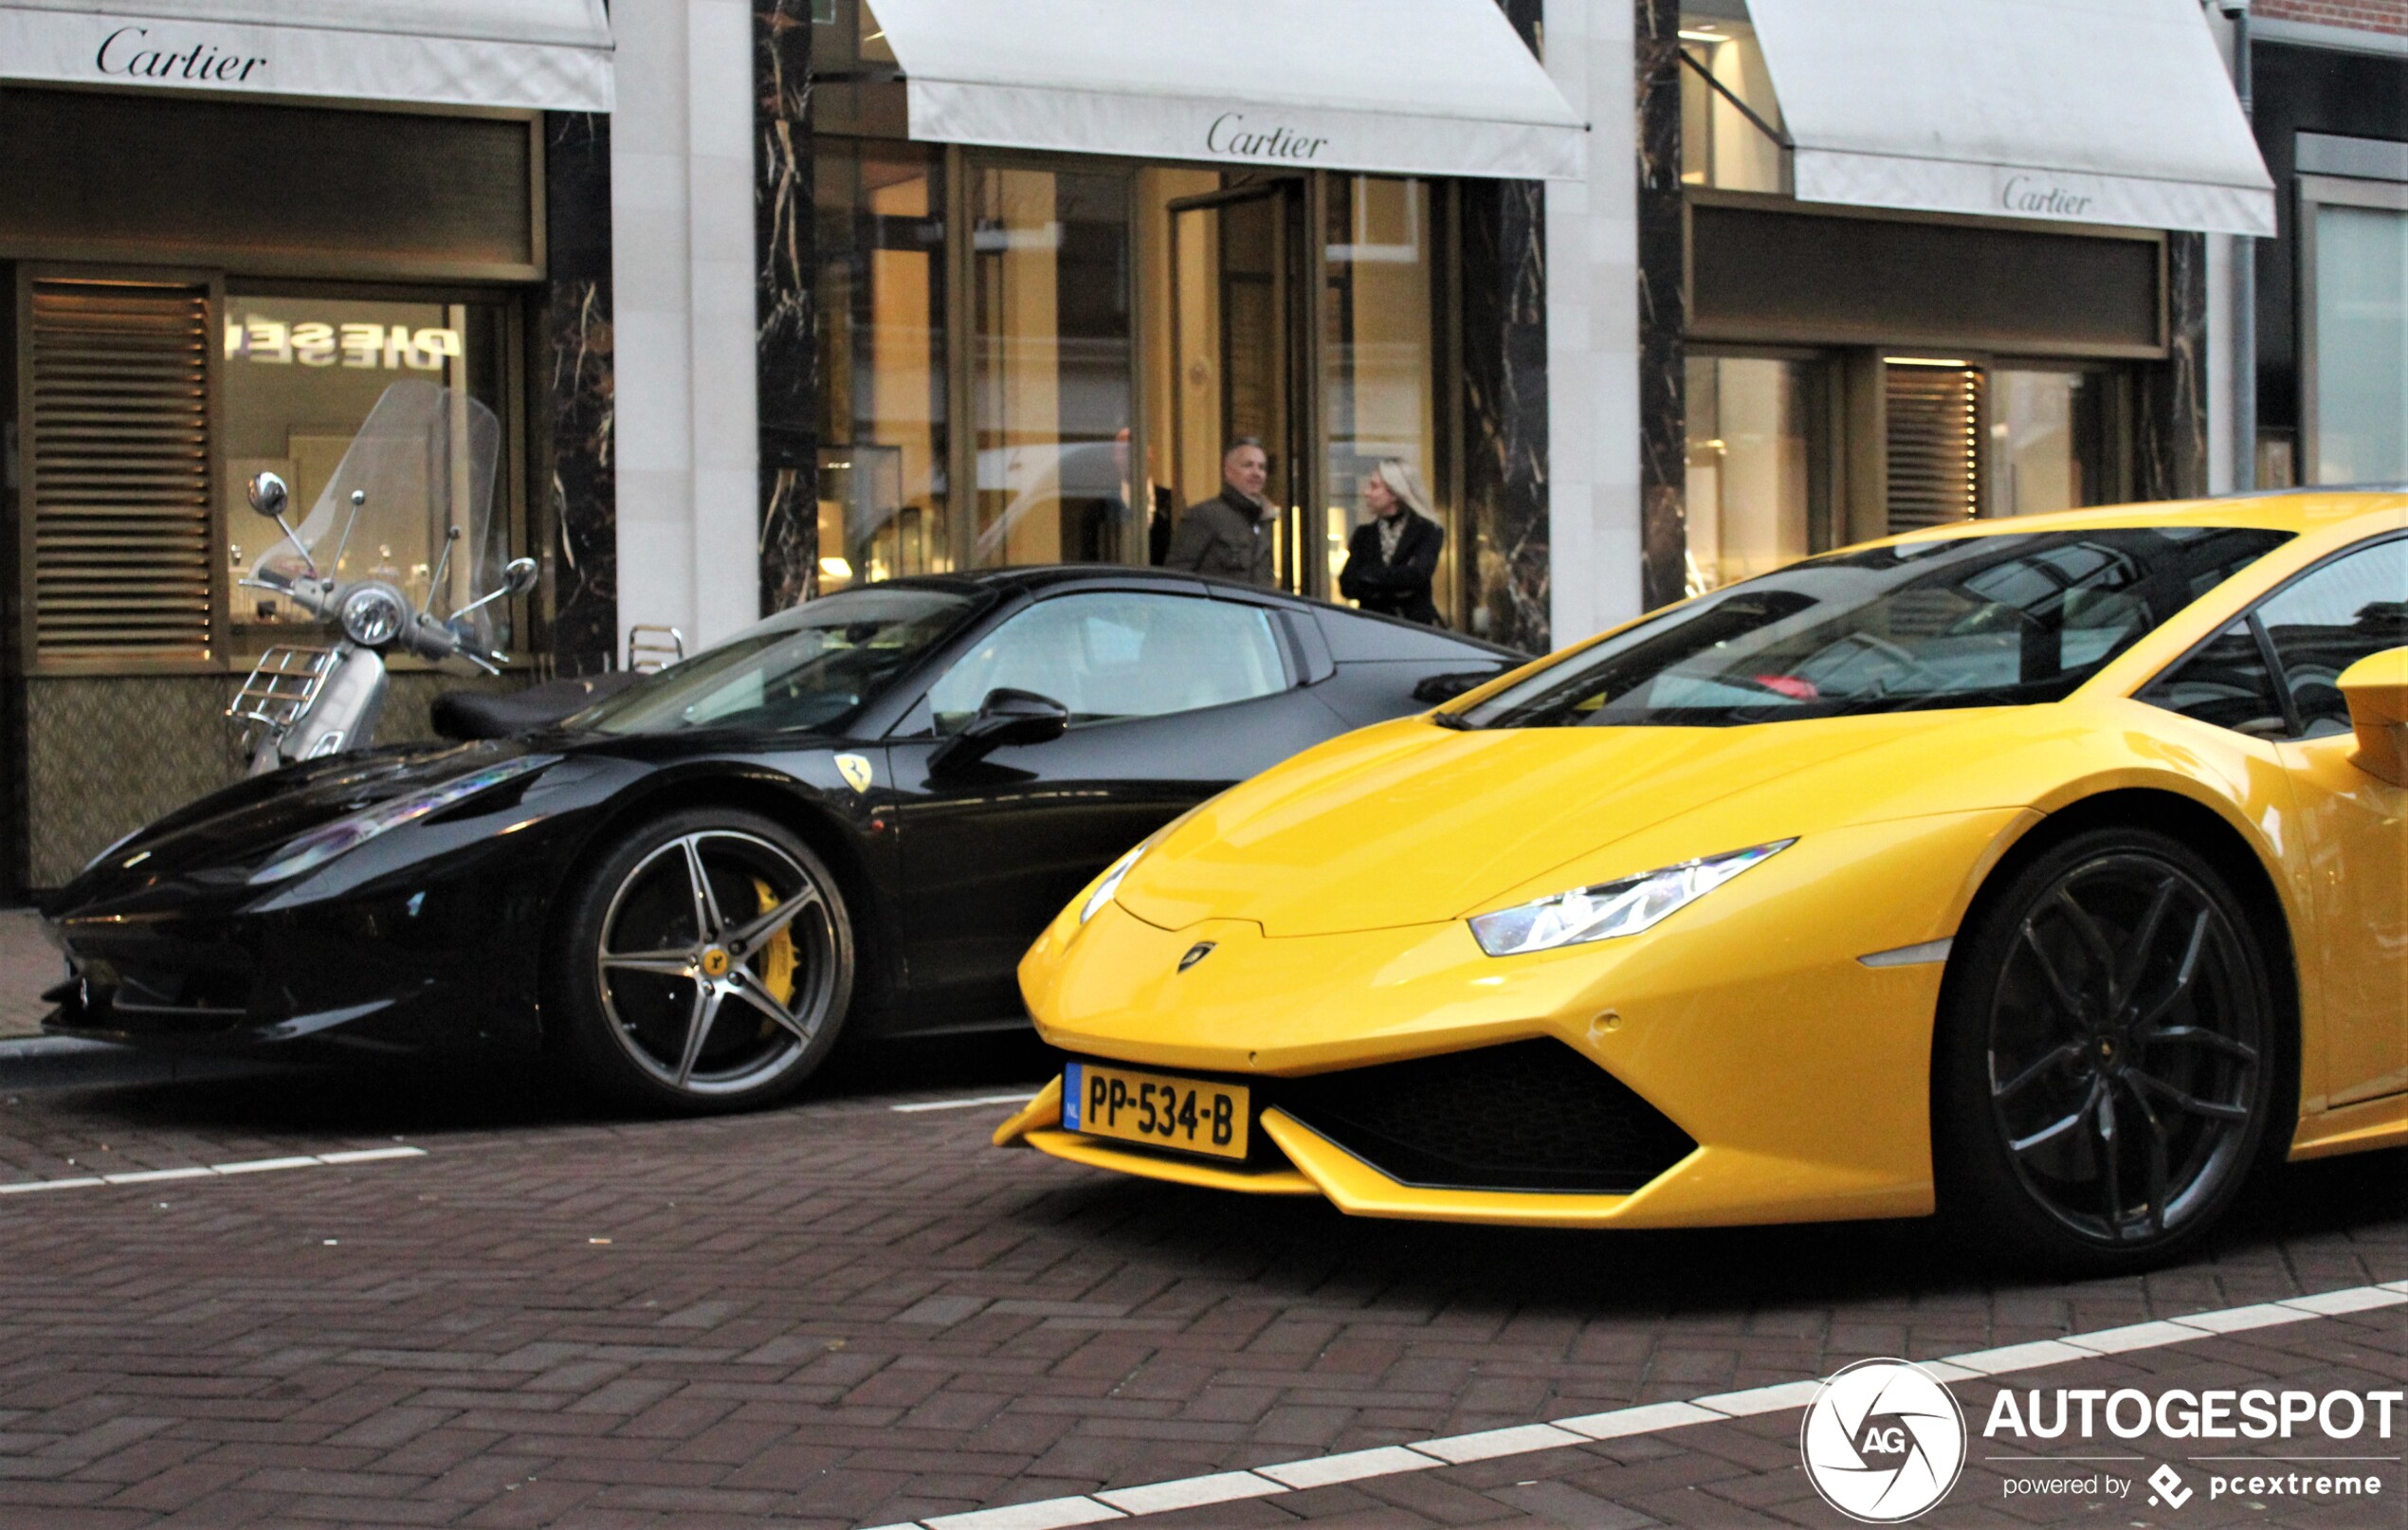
[1633,0,1687,610]
[2138,230,2210,502]
[543,110,619,675]
[756,0,817,613]
[1459,0,1553,654]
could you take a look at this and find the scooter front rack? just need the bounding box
[228,645,341,729]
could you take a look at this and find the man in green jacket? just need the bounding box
[1165,438,1278,587]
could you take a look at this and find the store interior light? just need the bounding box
[819,556,853,580]
[1678,27,1727,41]
[1888,356,1974,368]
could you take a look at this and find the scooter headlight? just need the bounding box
[337,583,410,647]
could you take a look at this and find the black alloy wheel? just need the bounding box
[1935,828,2280,1271]
[552,808,853,1113]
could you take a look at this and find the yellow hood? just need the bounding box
[1115,712,1958,937]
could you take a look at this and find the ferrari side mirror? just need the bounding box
[931,687,1070,774]
[2339,647,2408,786]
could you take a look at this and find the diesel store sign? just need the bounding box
[0,6,612,113]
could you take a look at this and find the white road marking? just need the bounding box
[857,1279,2408,1530]
[890,1093,1039,1114]
[0,1145,426,1195]
[1094,1471,1282,1515]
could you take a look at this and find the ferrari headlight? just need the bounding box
[1080,842,1147,924]
[1468,839,1794,957]
[248,755,557,885]
[82,825,146,874]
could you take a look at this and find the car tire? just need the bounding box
[1933,826,2282,1274]
[550,807,854,1114]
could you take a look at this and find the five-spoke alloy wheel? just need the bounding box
[553,809,853,1112]
[1937,828,2282,1271]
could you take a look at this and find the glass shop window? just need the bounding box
[968,163,1135,569]
[2310,199,2407,485]
[1323,175,1448,611]
[1987,368,2125,519]
[1684,354,1829,593]
[1679,7,1784,193]
[816,137,950,588]
[220,291,513,647]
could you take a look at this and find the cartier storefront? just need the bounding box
[0,1,614,888]
[1649,0,2276,608]
[800,0,1584,632]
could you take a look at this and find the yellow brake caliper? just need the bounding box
[750,878,799,1034]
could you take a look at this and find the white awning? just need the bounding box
[1743,0,2274,237]
[869,0,1587,181]
[0,1,612,113]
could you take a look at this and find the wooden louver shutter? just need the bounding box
[1885,361,1981,534]
[27,279,214,665]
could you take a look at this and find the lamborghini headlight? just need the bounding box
[1468,839,1794,957]
[248,755,557,885]
[1077,803,1214,925]
[1080,842,1147,924]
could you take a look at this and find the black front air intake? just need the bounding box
[1277,1038,1696,1193]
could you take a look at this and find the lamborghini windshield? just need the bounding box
[577,586,985,736]
[1460,527,2292,729]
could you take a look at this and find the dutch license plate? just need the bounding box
[1062,1061,1250,1161]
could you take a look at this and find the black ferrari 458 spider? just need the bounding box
[43,568,1516,1110]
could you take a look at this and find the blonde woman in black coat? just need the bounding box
[1338,459,1444,625]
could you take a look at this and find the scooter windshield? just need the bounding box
[247,378,506,648]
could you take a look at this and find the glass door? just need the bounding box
[1167,180,1316,593]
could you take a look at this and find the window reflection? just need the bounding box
[1324,176,1444,610]
[1684,355,1823,593]
[1678,10,1784,193]
[815,138,949,587]
[970,165,1134,568]
[2312,203,2408,485]
[1988,369,2118,518]
[221,293,509,644]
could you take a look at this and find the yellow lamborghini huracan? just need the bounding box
[995,490,2406,1268]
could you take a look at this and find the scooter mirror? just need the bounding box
[502,556,539,597]
[246,471,289,519]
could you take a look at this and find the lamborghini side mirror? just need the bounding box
[2340,647,2408,786]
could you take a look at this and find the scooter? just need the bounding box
[228,378,531,773]
[228,470,538,774]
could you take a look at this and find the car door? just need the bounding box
[2255,535,2408,1108]
[885,587,1341,1029]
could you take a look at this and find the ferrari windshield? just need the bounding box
[577,586,983,736]
[1460,527,2292,729]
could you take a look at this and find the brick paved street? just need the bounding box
[0,1045,2397,1530]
